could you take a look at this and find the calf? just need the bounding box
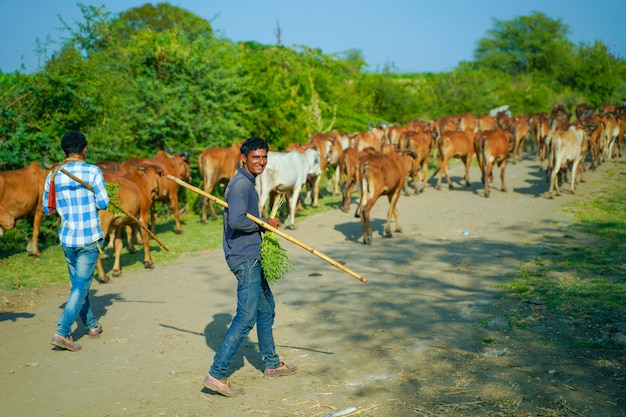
[198,143,240,222]
[473,129,513,197]
[255,148,322,229]
[435,129,475,190]
[0,161,49,257]
[358,148,408,244]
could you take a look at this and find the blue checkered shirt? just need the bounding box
[43,161,110,247]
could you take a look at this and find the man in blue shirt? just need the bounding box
[43,131,109,352]
[203,137,297,397]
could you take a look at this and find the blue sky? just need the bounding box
[1,0,624,74]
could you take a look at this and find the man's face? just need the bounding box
[241,148,268,177]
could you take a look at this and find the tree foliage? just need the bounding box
[1,5,624,173]
[474,12,574,77]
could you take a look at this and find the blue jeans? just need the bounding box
[209,259,280,379]
[56,242,100,337]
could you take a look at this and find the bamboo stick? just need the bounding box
[59,168,169,252]
[167,175,367,283]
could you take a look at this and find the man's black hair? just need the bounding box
[61,131,88,155]
[240,137,269,156]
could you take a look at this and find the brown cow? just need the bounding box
[150,150,191,233]
[385,125,407,149]
[198,143,240,223]
[353,129,383,152]
[95,164,166,282]
[357,147,408,244]
[436,115,461,137]
[338,147,377,213]
[119,150,190,234]
[546,125,587,198]
[473,129,513,197]
[549,104,571,130]
[307,132,335,207]
[575,103,595,119]
[511,115,531,164]
[577,114,604,170]
[435,129,475,190]
[475,115,496,132]
[0,161,49,256]
[326,130,352,196]
[403,128,436,194]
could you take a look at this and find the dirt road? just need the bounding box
[1,157,624,417]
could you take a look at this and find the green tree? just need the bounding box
[568,41,626,106]
[474,11,574,77]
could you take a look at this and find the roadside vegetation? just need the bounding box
[1,2,625,322]
[500,159,626,349]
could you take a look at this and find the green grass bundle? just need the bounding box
[261,230,295,284]
[105,181,124,216]
[260,193,295,284]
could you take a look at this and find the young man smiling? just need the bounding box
[203,137,297,397]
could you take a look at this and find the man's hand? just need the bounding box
[266,218,280,229]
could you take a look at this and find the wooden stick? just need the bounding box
[167,175,367,283]
[59,168,169,252]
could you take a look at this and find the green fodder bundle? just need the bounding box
[261,230,295,284]
[260,193,295,284]
[105,181,124,216]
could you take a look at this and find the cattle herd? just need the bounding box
[1,101,625,279]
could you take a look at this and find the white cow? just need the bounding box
[489,104,511,117]
[547,125,587,198]
[256,148,322,229]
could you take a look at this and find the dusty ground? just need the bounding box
[1,156,625,417]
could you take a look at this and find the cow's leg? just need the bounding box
[30,208,43,257]
[387,190,402,234]
[463,155,472,187]
[361,202,374,245]
[548,163,560,198]
[140,226,154,269]
[112,227,124,277]
[570,159,581,194]
[149,204,157,234]
[201,179,218,223]
[341,176,354,213]
[309,175,322,207]
[95,255,110,283]
[484,161,491,198]
[436,161,445,190]
[420,159,429,193]
[500,160,507,192]
[126,225,138,253]
[286,189,299,230]
[170,189,183,234]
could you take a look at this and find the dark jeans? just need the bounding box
[209,259,280,379]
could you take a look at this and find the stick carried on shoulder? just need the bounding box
[167,175,367,283]
[60,168,169,252]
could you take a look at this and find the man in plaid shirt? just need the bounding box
[43,131,109,352]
